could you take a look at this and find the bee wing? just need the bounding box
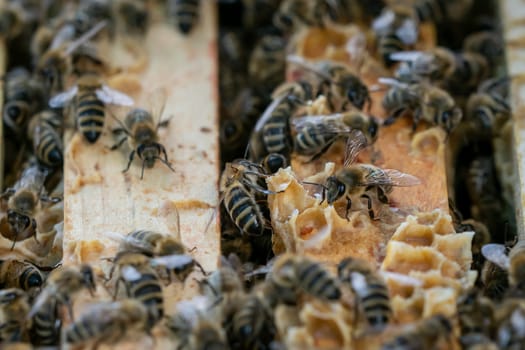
[389,51,423,62]
[175,296,211,326]
[396,18,418,45]
[350,272,367,294]
[102,231,126,243]
[286,54,333,81]
[121,265,143,282]
[291,113,348,133]
[359,168,420,187]
[371,9,395,34]
[254,94,287,133]
[343,131,369,167]
[49,85,78,108]
[64,20,107,56]
[16,166,47,192]
[481,244,510,270]
[150,254,193,269]
[377,77,409,89]
[96,86,134,106]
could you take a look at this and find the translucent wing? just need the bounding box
[389,51,423,62]
[28,288,53,319]
[150,254,193,269]
[286,54,333,81]
[396,18,418,45]
[64,20,107,56]
[96,86,134,106]
[350,272,367,296]
[372,10,395,34]
[358,167,420,187]
[16,166,47,192]
[291,113,349,134]
[175,295,211,326]
[49,86,78,108]
[103,231,126,242]
[343,131,368,167]
[149,87,168,128]
[481,243,510,270]
[254,94,287,132]
[121,265,142,282]
[377,77,409,89]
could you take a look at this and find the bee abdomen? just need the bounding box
[35,124,63,167]
[297,262,341,300]
[378,33,406,67]
[65,317,100,344]
[262,114,291,154]
[76,93,105,143]
[32,303,60,345]
[128,274,164,322]
[225,184,264,236]
[294,124,333,155]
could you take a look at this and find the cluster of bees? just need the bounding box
[0,0,522,349]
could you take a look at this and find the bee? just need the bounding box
[110,101,175,179]
[324,159,420,219]
[338,257,392,330]
[221,159,273,237]
[381,78,462,134]
[220,228,253,263]
[248,34,286,94]
[29,265,96,346]
[49,72,134,143]
[260,152,288,174]
[238,0,282,31]
[463,31,504,67]
[273,0,333,33]
[0,4,25,39]
[73,0,114,37]
[292,110,379,160]
[494,299,525,349]
[169,0,201,35]
[0,289,30,343]
[460,334,499,350]
[115,0,149,36]
[2,68,45,138]
[456,288,495,341]
[481,260,509,301]
[381,314,453,350]
[264,253,341,307]
[482,240,525,292]
[0,259,44,294]
[288,56,371,111]
[1,166,61,249]
[377,32,407,67]
[27,110,64,168]
[372,4,419,46]
[65,299,151,347]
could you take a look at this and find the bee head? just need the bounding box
[367,117,380,142]
[346,81,369,110]
[440,107,463,134]
[325,176,346,205]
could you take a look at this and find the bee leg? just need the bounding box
[122,150,136,173]
[157,144,175,172]
[345,197,352,220]
[109,136,128,151]
[113,278,122,300]
[362,194,375,220]
[411,110,422,133]
[366,95,373,112]
[383,108,404,126]
[194,260,208,276]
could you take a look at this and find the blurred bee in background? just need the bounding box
[323,147,420,219]
[49,72,133,143]
[0,259,44,295]
[65,299,151,347]
[380,78,462,134]
[2,67,46,139]
[0,288,31,343]
[0,3,27,40]
[292,110,379,160]
[372,3,419,48]
[481,259,509,301]
[248,34,286,95]
[260,152,288,174]
[494,299,525,348]
[114,0,150,36]
[264,253,341,307]
[0,166,60,249]
[168,0,201,35]
[288,56,371,111]
[273,0,333,33]
[338,257,392,330]
[328,0,386,25]
[109,97,175,179]
[463,30,504,67]
[482,240,525,294]
[27,110,64,169]
[377,32,407,68]
[381,314,453,350]
[456,288,495,344]
[30,265,96,346]
[72,0,114,37]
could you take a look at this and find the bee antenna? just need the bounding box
[141,160,146,180]
[155,157,175,173]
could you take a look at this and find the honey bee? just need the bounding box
[248,34,286,94]
[65,299,151,347]
[0,3,26,39]
[292,110,379,160]
[29,265,96,346]
[456,288,495,341]
[338,257,392,330]
[494,299,525,349]
[114,0,149,36]
[390,47,490,93]
[1,166,61,249]
[27,110,64,168]
[2,67,45,138]
[288,56,371,111]
[482,240,525,291]
[220,228,253,263]
[0,259,44,294]
[73,0,114,37]
[264,253,341,306]
[110,104,175,179]
[377,32,407,67]
[381,314,453,350]
[169,0,201,35]
[372,4,419,46]
[324,160,420,219]
[260,152,288,174]
[221,159,273,237]
[273,0,333,33]
[463,31,504,67]
[0,288,30,343]
[381,78,462,134]
[481,260,509,301]
[49,72,134,143]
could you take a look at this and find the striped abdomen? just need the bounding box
[232,295,274,347]
[173,0,200,34]
[33,122,63,167]
[296,260,341,301]
[378,32,406,67]
[262,101,292,155]
[224,182,265,236]
[31,299,60,345]
[294,122,336,156]
[76,90,105,143]
[125,271,164,326]
[355,275,392,328]
[65,312,104,344]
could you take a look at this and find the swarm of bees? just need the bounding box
[0,0,520,349]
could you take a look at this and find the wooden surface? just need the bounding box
[62,2,219,348]
[500,0,525,240]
